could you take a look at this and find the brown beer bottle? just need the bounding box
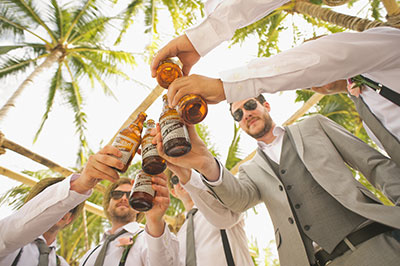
[156,58,208,124]
[141,119,166,175]
[159,94,191,157]
[129,170,154,211]
[111,112,147,173]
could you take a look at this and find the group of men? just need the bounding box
[1,0,400,265]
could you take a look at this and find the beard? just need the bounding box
[108,204,136,224]
[247,111,273,139]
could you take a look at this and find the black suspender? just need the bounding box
[350,75,400,107]
[220,229,235,266]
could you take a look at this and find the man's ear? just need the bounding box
[62,212,74,226]
[263,101,271,112]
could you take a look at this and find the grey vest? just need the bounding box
[261,131,367,256]
[351,95,400,166]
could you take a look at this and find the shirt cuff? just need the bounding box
[200,158,224,186]
[145,222,174,249]
[69,173,92,196]
[182,170,208,191]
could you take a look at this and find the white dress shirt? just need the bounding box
[186,1,400,153]
[0,175,90,265]
[181,171,254,266]
[79,222,179,266]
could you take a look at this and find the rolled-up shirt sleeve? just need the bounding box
[145,223,179,266]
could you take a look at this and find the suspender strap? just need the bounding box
[11,248,23,266]
[220,229,235,266]
[351,75,400,107]
[81,244,101,266]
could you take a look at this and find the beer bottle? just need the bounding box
[111,112,147,173]
[129,170,154,211]
[141,119,166,175]
[156,58,208,124]
[159,94,191,157]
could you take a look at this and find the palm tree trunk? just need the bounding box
[0,49,63,123]
[322,0,350,7]
[382,0,400,16]
[292,1,398,31]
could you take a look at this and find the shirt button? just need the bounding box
[279,185,283,191]
[280,169,286,174]
[304,225,311,231]
[288,217,294,224]
[287,185,292,190]
[295,204,301,209]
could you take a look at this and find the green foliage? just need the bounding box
[195,123,220,158]
[225,123,242,170]
[264,240,280,266]
[0,0,137,166]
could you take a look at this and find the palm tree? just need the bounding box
[0,0,137,163]
[114,0,204,57]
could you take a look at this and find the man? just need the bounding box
[153,94,400,266]
[79,174,179,266]
[0,177,86,266]
[166,169,254,266]
[150,0,400,166]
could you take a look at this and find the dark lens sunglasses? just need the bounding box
[232,99,258,122]
[111,190,131,200]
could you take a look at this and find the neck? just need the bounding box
[257,123,277,144]
[110,220,133,234]
[182,199,194,212]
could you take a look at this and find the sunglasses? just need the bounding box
[232,99,258,122]
[111,190,131,200]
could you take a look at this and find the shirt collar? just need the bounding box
[103,221,143,239]
[257,125,285,148]
[38,235,57,248]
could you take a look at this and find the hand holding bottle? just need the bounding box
[71,145,124,194]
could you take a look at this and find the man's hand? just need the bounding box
[347,82,362,97]
[145,173,170,237]
[70,145,124,194]
[167,74,225,107]
[151,34,200,77]
[152,123,220,181]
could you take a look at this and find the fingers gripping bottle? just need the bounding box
[141,119,166,175]
[112,112,147,173]
[156,58,208,124]
[159,94,191,157]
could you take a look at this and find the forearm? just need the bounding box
[186,0,290,56]
[220,27,400,103]
[184,170,243,228]
[146,223,179,266]
[0,175,89,255]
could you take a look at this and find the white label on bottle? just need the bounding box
[132,174,155,196]
[112,134,139,164]
[141,137,159,160]
[159,115,190,144]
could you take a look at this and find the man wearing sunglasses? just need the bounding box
[79,174,179,266]
[153,94,400,266]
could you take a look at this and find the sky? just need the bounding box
[0,0,372,263]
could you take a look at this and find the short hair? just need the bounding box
[103,178,144,223]
[229,94,266,113]
[25,177,85,225]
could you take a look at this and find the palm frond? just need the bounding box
[69,16,114,45]
[0,54,43,80]
[195,123,220,158]
[0,6,25,41]
[225,123,242,170]
[7,0,57,43]
[33,65,62,143]
[114,0,145,45]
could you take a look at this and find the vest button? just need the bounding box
[287,185,292,190]
[288,217,294,224]
[295,204,301,209]
[279,185,283,191]
[304,225,311,231]
[280,169,286,174]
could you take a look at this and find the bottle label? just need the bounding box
[141,137,159,160]
[133,174,155,196]
[112,134,139,164]
[159,114,189,143]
